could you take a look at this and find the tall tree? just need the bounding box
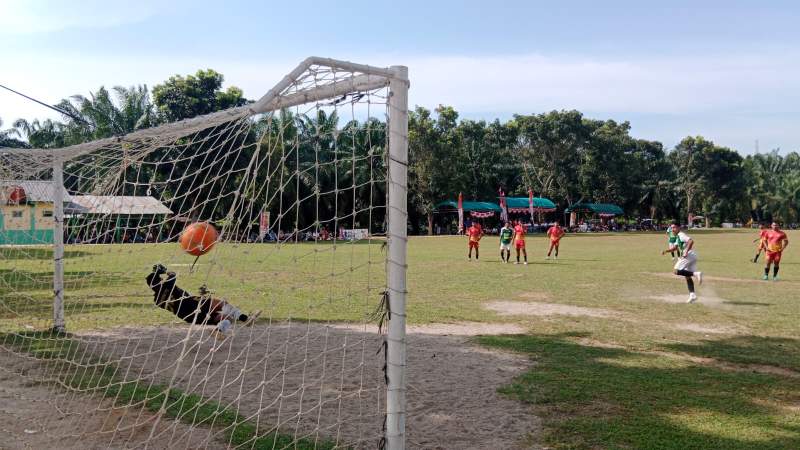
[514,110,586,208]
[152,69,247,122]
[407,106,459,234]
[0,118,29,148]
[669,136,710,224]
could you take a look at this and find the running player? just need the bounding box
[762,222,788,280]
[467,222,483,261]
[546,222,565,260]
[513,220,528,265]
[499,221,513,263]
[751,223,768,263]
[661,223,703,303]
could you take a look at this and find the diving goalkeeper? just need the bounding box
[146,264,259,337]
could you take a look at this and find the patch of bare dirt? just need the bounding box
[486,301,616,318]
[67,323,539,450]
[330,322,527,336]
[0,347,224,450]
[409,322,527,336]
[647,292,727,307]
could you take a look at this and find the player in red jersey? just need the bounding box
[467,222,483,261]
[762,222,788,281]
[751,223,768,263]
[545,222,565,260]
[513,220,528,265]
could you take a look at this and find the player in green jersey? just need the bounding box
[499,221,513,263]
[666,228,679,259]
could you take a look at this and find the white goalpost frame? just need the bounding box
[52,157,66,333]
[385,65,409,450]
[2,57,409,449]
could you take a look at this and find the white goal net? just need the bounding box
[0,58,408,449]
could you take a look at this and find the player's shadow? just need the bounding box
[722,301,773,307]
[0,247,89,260]
[478,331,800,449]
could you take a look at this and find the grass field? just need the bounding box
[1,229,799,448]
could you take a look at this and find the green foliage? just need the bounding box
[0,117,29,148]
[152,69,247,122]
[670,136,748,225]
[7,64,800,228]
[744,150,800,223]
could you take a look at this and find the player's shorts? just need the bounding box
[500,242,511,251]
[550,238,561,245]
[766,250,782,263]
[757,239,767,250]
[515,240,526,250]
[673,251,698,273]
[469,241,479,249]
[219,302,242,321]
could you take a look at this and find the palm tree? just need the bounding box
[55,84,157,142]
[0,117,29,148]
[12,118,69,148]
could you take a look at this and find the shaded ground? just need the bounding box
[480,332,800,450]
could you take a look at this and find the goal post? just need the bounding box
[386,65,409,450]
[0,57,409,449]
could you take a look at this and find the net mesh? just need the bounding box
[0,60,401,449]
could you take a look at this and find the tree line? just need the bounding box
[1,69,799,235]
[408,106,800,233]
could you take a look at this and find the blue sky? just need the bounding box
[2,0,799,153]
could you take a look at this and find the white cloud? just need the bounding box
[396,53,800,116]
[2,51,799,151]
[0,0,161,34]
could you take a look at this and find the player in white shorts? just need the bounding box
[661,223,703,303]
[498,221,513,263]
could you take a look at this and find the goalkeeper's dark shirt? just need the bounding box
[146,272,221,325]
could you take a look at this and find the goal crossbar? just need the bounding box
[0,57,406,163]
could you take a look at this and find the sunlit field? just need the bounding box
[1,229,799,448]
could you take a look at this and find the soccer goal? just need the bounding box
[0,58,408,449]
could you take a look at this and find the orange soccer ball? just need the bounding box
[179,222,218,256]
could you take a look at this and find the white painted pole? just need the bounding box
[52,158,65,333]
[385,65,409,450]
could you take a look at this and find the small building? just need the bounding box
[69,195,173,243]
[565,202,624,228]
[504,196,557,222]
[434,200,502,219]
[0,181,77,245]
[0,181,173,245]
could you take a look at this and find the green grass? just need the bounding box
[478,332,800,449]
[1,229,799,448]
